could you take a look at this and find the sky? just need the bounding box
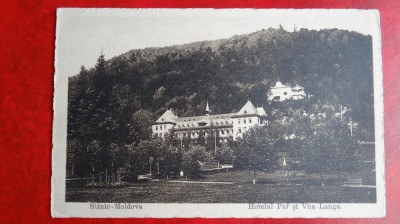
[55,9,380,77]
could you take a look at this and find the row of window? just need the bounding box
[155,125,266,138]
[176,120,231,128]
[170,119,262,129]
[179,129,234,138]
[155,124,168,131]
[154,133,164,138]
[292,89,305,93]
[237,118,260,125]
[236,123,266,134]
[156,118,264,131]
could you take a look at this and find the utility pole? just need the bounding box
[348,118,354,136]
[71,162,74,177]
[149,157,153,175]
[214,129,217,153]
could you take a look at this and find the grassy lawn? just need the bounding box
[66,171,376,203]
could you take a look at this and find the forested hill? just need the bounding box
[68,27,373,146]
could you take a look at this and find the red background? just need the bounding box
[1,0,399,223]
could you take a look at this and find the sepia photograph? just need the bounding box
[52,8,384,217]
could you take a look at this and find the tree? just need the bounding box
[234,126,279,183]
[196,130,206,146]
[205,128,220,152]
[331,122,361,177]
[66,139,80,178]
[214,143,235,164]
[248,82,268,105]
[92,53,109,94]
[136,138,168,176]
[132,109,153,142]
[123,144,144,182]
[160,145,183,178]
[300,120,360,183]
[86,140,101,183]
[182,145,207,178]
[300,128,328,182]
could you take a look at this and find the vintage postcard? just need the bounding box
[52,8,384,217]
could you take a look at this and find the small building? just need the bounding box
[152,100,268,141]
[268,81,306,101]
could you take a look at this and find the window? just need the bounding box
[284,92,287,95]
[164,125,166,129]
[238,119,241,124]
[238,128,241,133]
[244,119,247,124]
[156,126,158,130]
[221,130,225,135]
[160,126,162,130]
[249,118,252,123]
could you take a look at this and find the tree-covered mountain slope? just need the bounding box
[68,27,374,148]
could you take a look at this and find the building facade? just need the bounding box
[268,81,306,101]
[152,100,268,141]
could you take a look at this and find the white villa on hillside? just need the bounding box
[268,81,306,101]
[152,100,268,141]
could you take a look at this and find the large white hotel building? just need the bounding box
[152,100,268,141]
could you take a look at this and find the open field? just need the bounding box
[66,171,376,203]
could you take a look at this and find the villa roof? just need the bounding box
[236,100,258,115]
[156,109,178,123]
[176,113,236,123]
[232,100,267,118]
[292,84,304,90]
[256,107,267,116]
[271,81,291,89]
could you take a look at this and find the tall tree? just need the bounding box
[300,120,361,183]
[182,145,207,178]
[235,126,279,183]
